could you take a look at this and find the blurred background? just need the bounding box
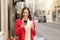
[0,0,60,40]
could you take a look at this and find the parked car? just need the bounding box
[38,16,46,23]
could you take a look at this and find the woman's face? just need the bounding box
[23,9,29,18]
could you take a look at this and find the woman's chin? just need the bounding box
[24,17,28,18]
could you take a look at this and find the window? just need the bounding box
[0,0,1,31]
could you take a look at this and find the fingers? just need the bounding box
[20,24,25,28]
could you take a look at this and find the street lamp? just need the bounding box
[13,0,24,6]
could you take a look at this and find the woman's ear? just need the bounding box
[28,15,29,17]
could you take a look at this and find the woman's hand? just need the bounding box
[20,21,27,28]
[20,23,25,28]
[31,24,34,30]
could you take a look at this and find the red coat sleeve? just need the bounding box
[31,20,36,36]
[15,19,22,36]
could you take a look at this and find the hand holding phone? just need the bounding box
[24,20,27,23]
[20,20,27,28]
[23,20,27,25]
[20,24,25,28]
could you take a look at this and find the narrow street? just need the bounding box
[36,22,60,40]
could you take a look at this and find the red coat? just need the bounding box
[15,19,36,40]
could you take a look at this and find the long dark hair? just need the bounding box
[20,7,32,20]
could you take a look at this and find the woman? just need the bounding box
[15,7,36,40]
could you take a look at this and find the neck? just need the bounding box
[23,17,28,20]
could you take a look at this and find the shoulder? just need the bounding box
[16,19,22,22]
[31,19,35,22]
[31,19,35,23]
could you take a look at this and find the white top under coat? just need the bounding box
[22,19,33,40]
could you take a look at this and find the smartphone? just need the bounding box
[24,20,27,23]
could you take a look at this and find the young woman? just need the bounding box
[15,7,36,40]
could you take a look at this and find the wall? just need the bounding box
[1,0,8,40]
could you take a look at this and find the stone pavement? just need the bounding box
[34,36,45,40]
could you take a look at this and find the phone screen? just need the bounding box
[24,20,27,23]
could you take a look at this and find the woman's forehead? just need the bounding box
[23,9,29,12]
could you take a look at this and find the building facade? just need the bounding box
[1,0,8,40]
